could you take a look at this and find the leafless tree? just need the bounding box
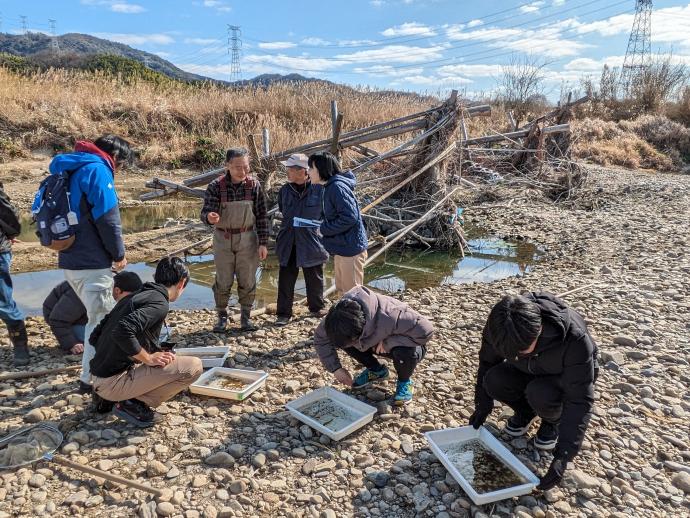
[496,54,551,126]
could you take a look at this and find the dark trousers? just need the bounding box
[342,345,426,382]
[276,248,325,318]
[483,363,563,423]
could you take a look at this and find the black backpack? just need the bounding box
[31,167,85,251]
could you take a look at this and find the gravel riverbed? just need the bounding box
[0,166,689,517]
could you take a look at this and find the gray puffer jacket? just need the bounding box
[313,286,434,373]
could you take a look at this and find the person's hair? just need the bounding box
[94,134,134,167]
[154,257,190,288]
[226,147,249,162]
[308,152,342,181]
[324,299,366,347]
[113,271,143,293]
[486,294,542,359]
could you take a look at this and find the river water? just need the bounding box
[11,232,539,316]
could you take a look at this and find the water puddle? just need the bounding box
[11,228,540,316]
[17,203,200,242]
[297,398,362,431]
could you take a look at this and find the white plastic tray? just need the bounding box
[175,346,230,369]
[425,426,539,505]
[190,367,268,401]
[285,387,377,441]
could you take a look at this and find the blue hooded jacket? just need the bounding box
[320,172,368,257]
[44,152,125,270]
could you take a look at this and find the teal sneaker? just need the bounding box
[352,366,390,389]
[394,380,414,405]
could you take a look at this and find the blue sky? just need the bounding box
[2,0,690,97]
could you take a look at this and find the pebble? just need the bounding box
[146,460,168,477]
[156,501,174,516]
[252,453,266,468]
[204,452,235,468]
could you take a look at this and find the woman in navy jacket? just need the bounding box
[308,152,368,295]
[274,154,328,325]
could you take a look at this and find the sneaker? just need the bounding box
[275,316,291,327]
[534,420,559,450]
[92,392,114,414]
[504,413,536,437]
[352,366,390,389]
[112,399,156,428]
[394,380,414,406]
[212,312,228,333]
[78,381,93,395]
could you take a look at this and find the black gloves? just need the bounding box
[468,402,493,429]
[537,457,566,491]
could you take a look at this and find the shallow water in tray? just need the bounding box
[181,351,225,358]
[297,398,361,431]
[204,375,247,390]
[441,439,527,494]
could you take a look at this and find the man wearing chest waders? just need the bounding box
[200,148,269,332]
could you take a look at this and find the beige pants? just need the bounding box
[93,356,203,408]
[334,250,367,295]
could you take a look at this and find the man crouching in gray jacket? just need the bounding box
[313,286,433,405]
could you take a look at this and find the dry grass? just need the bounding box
[572,117,690,171]
[0,67,432,167]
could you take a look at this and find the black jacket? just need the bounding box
[89,282,168,378]
[475,291,598,462]
[42,281,88,351]
[0,182,21,254]
[276,182,329,268]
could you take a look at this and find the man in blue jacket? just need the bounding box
[47,135,132,393]
[274,154,328,326]
[307,152,368,296]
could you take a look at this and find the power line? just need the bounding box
[48,19,59,53]
[228,25,241,81]
[620,0,652,95]
[19,15,27,34]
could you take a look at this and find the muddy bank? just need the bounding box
[0,166,688,517]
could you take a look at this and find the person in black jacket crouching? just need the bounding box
[90,257,202,428]
[468,291,598,490]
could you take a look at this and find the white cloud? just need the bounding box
[335,44,446,64]
[382,22,436,37]
[198,0,232,13]
[258,41,298,50]
[244,54,344,72]
[111,2,145,13]
[446,20,591,58]
[352,65,424,77]
[337,39,378,46]
[390,74,473,87]
[552,0,565,5]
[370,0,385,6]
[301,37,331,45]
[93,32,175,45]
[184,38,220,45]
[520,1,545,14]
[437,63,503,77]
[467,19,483,28]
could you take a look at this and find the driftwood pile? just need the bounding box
[140,91,584,256]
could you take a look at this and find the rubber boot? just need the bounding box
[212,311,228,333]
[240,306,257,332]
[8,321,29,367]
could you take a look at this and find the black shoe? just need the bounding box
[78,381,93,394]
[504,413,536,437]
[240,307,258,332]
[212,312,228,333]
[275,316,290,327]
[112,399,156,428]
[534,420,559,450]
[92,392,114,414]
[310,309,327,318]
[8,321,30,367]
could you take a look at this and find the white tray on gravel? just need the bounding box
[190,367,268,401]
[285,387,377,441]
[175,346,230,369]
[425,426,539,505]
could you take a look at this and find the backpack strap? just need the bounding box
[218,174,228,204]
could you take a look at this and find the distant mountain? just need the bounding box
[0,31,207,82]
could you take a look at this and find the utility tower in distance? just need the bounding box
[20,15,28,34]
[228,25,242,82]
[49,19,60,54]
[620,0,652,95]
